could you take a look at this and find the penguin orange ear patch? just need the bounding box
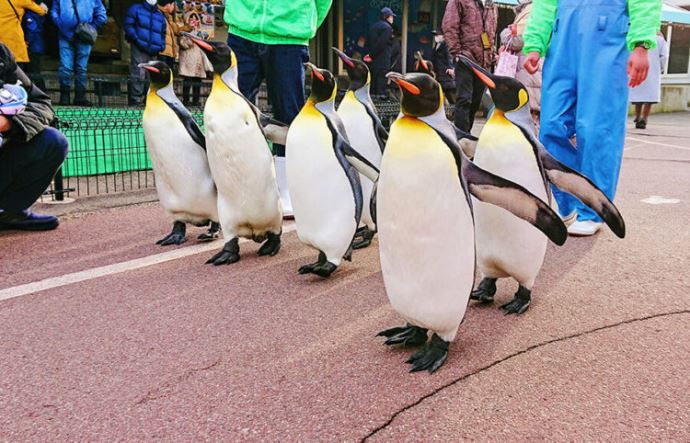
[398,79,421,96]
[471,67,495,89]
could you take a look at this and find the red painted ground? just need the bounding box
[0,115,688,441]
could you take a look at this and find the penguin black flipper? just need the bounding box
[339,139,380,183]
[235,92,289,146]
[433,128,566,245]
[451,123,478,142]
[369,178,378,225]
[462,159,568,246]
[156,89,206,150]
[362,101,388,152]
[511,124,626,239]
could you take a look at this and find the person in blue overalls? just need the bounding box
[523,0,662,236]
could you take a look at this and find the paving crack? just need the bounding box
[361,309,690,442]
[135,359,221,406]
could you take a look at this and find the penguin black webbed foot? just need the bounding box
[377,324,428,347]
[352,227,376,250]
[197,222,221,242]
[206,238,240,266]
[500,285,531,315]
[470,277,497,304]
[156,221,187,246]
[406,334,449,373]
[299,261,337,278]
[257,232,281,257]
[298,252,330,276]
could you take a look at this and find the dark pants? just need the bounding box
[181,77,201,106]
[20,54,47,92]
[0,128,69,213]
[370,64,389,96]
[58,38,92,90]
[157,55,175,69]
[129,45,154,105]
[454,61,486,132]
[227,33,309,156]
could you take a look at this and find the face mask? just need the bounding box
[434,35,444,43]
[146,0,157,6]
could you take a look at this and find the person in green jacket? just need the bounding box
[225,0,333,218]
[521,0,661,236]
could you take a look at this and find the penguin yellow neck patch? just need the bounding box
[518,89,528,109]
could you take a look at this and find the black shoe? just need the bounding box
[635,119,646,129]
[0,210,59,231]
[59,86,70,106]
[73,86,93,107]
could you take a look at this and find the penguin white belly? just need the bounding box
[143,99,217,225]
[472,116,548,287]
[286,103,357,265]
[337,93,382,229]
[204,86,282,239]
[378,117,475,342]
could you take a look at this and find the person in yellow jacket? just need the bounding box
[0,0,47,64]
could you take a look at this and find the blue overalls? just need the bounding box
[540,0,630,222]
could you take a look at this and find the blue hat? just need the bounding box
[381,7,396,17]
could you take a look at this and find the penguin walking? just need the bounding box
[140,61,219,246]
[188,36,287,265]
[333,48,387,249]
[286,63,379,278]
[461,57,625,315]
[377,72,567,373]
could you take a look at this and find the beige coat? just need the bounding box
[178,35,207,78]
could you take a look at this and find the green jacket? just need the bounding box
[225,0,333,46]
[523,0,662,56]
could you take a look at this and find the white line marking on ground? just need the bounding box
[641,195,681,205]
[0,224,296,302]
[626,137,690,151]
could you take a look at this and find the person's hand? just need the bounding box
[446,68,455,78]
[628,46,649,88]
[523,51,540,75]
[0,116,11,133]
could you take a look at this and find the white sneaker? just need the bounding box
[274,156,293,218]
[561,210,577,227]
[567,220,602,236]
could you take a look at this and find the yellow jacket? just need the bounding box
[0,0,45,63]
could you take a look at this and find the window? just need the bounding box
[668,25,690,74]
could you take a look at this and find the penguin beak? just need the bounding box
[332,47,355,69]
[138,62,160,74]
[386,72,421,96]
[304,62,325,82]
[183,32,214,53]
[414,51,429,71]
[459,56,495,89]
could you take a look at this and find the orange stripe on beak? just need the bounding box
[471,67,495,89]
[143,66,160,74]
[192,38,214,52]
[398,79,420,95]
[311,68,324,82]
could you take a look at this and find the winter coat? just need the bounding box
[367,19,393,71]
[431,40,454,89]
[178,35,206,79]
[23,9,45,54]
[442,0,497,69]
[0,42,54,143]
[51,0,106,42]
[159,9,184,59]
[225,0,332,46]
[124,1,166,55]
[0,0,46,63]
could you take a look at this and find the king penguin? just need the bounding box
[188,36,287,265]
[413,50,435,78]
[376,72,567,373]
[286,63,379,278]
[140,60,219,246]
[461,56,626,315]
[333,47,387,249]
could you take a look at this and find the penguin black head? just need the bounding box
[138,61,173,89]
[386,72,442,117]
[413,51,435,78]
[305,62,336,104]
[184,33,235,74]
[332,47,370,91]
[460,56,529,113]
